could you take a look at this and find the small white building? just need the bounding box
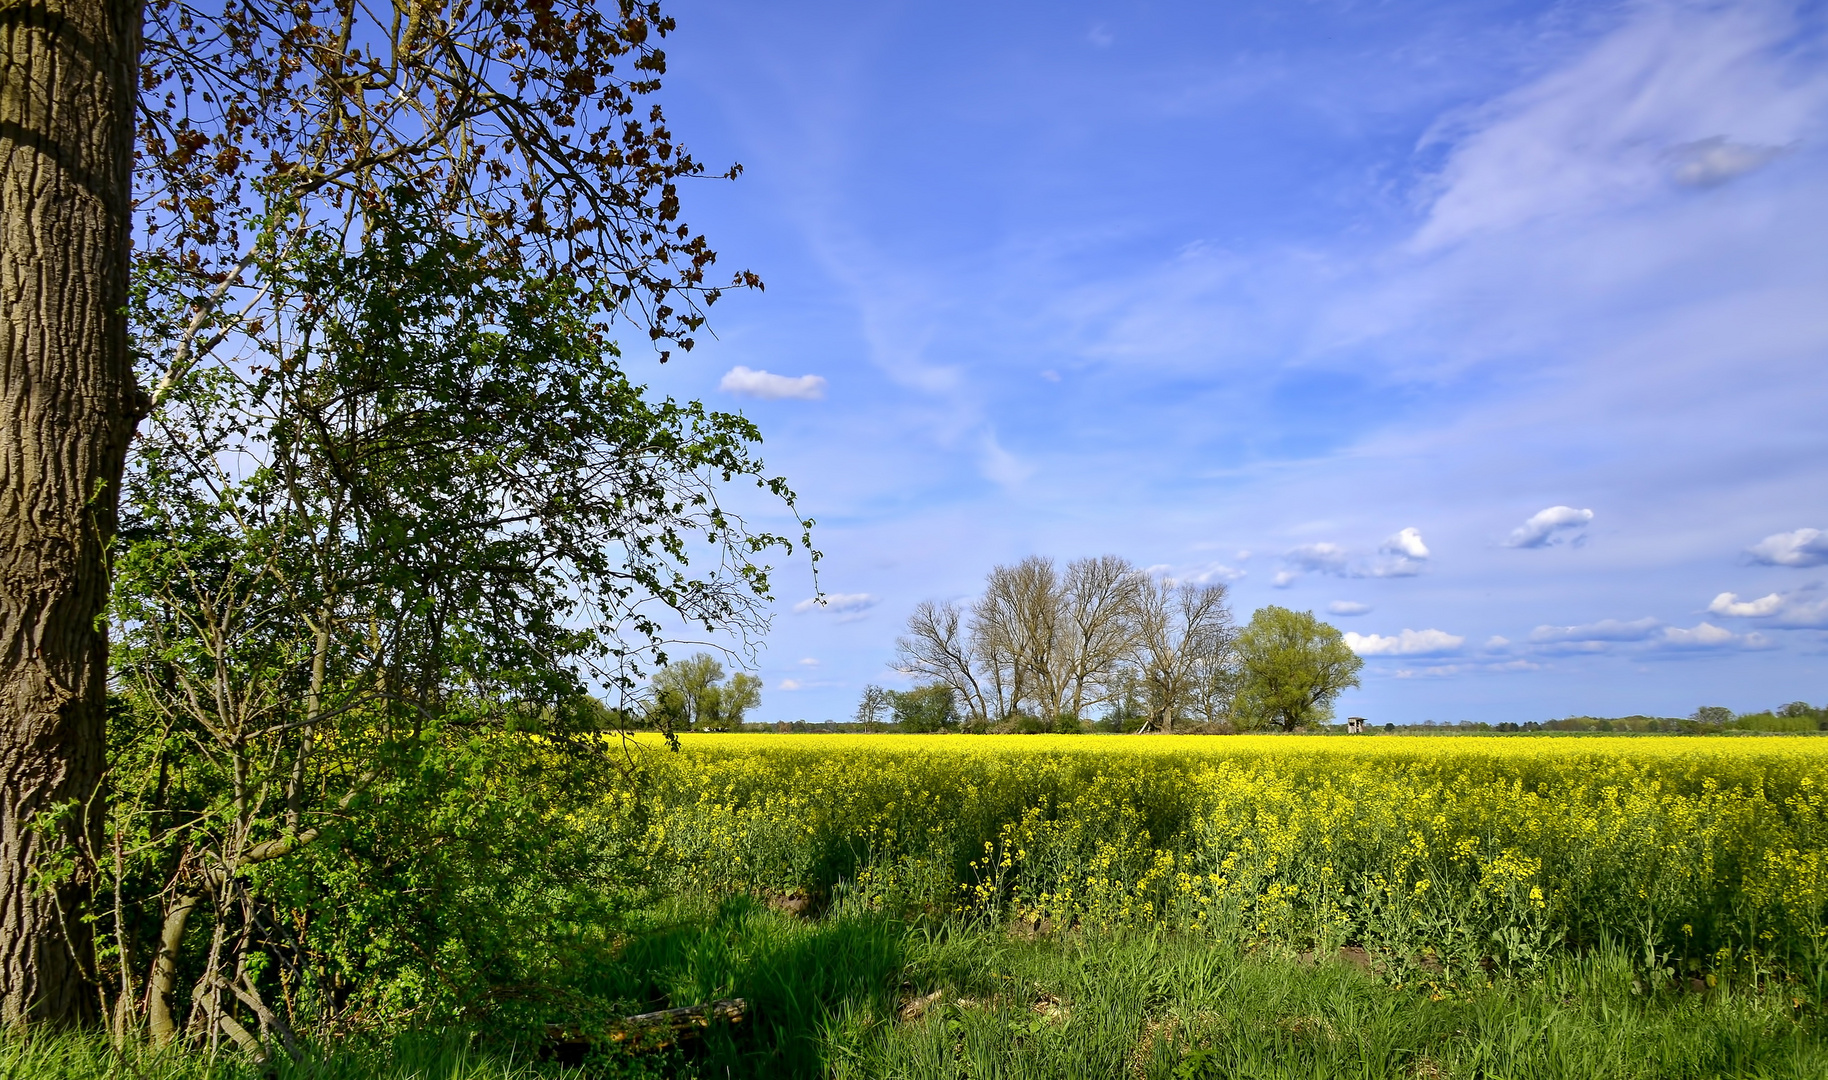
[1346,716,1367,734]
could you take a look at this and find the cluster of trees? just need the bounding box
[638,654,764,731]
[2,0,808,1044]
[1520,703,1826,734]
[892,556,1363,733]
[853,684,962,732]
[1692,702,1828,732]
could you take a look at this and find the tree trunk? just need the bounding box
[0,0,141,1026]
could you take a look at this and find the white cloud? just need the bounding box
[1505,506,1594,548]
[1271,570,1296,589]
[777,678,804,691]
[1746,528,1828,568]
[1286,542,1349,573]
[1659,621,1738,649]
[1413,2,1827,250]
[1381,527,1430,560]
[719,365,828,401]
[1529,616,1661,644]
[1483,635,1511,649]
[1344,628,1466,656]
[1708,584,1828,628]
[1282,536,1427,581]
[979,431,1034,486]
[1328,601,1372,616]
[1150,561,1246,586]
[1370,556,1425,579]
[1708,591,1784,617]
[798,656,821,667]
[793,592,878,620]
[1666,136,1790,188]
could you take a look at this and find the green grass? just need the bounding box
[0,1030,564,1080]
[10,898,1826,1079]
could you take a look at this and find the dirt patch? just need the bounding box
[764,889,825,918]
[1031,991,1070,1022]
[897,988,944,1022]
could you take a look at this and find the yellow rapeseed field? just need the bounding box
[599,733,1828,972]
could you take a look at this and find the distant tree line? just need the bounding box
[1541,702,1828,734]
[888,555,1362,733]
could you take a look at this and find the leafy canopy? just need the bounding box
[1233,606,1363,732]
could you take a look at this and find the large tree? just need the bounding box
[3,0,759,1026]
[1233,606,1362,732]
[1,0,141,1027]
[896,556,1237,729]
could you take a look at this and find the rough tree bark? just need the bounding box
[0,0,141,1026]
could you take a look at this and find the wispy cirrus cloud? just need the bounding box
[1666,136,1791,188]
[793,592,878,623]
[1412,1,1828,250]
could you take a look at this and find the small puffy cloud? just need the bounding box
[1369,528,1429,578]
[1328,601,1372,616]
[1380,527,1430,560]
[1271,570,1297,589]
[1283,532,1429,583]
[1708,591,1783,617]
[1708,584,1828,628]
[1658,622,1737,649]
[1665,137,1788,188]
[1286,543,1349,573]
[1529,616,1661,644]
[1506,506,1594,548]
[777,678,803,691]
[793,592,878,622]
[798,657,821,667]
[1344,628,1466,656]
[1746,528,1828,568]
[719,366,828,401]
[1483,635,1511,650]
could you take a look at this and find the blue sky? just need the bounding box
[632,0,1828,724]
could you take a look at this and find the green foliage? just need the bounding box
[1232,607,1363,732]
[100,195,807,1045]
[12,906,1827,1079]
[891,685,959,733]
[644,654,763,732]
